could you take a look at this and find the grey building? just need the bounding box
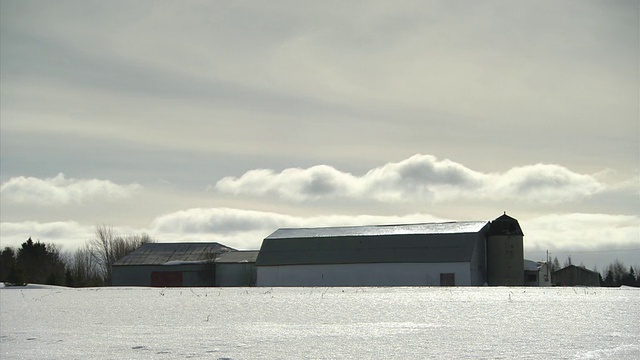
[112,242,235,287]
[255,214,525,287]
[214,251,259,287]
[552,265,601,287]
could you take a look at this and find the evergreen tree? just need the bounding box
[6,262,26,286]
[621,266,636,287]
[0,247,16,282]
[16,238,66,285]
[603,267,614,287]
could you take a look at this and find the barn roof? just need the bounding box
[113,242,236,266]
[256,221,490,266]
[524,259,546,271]
[267,221,490,239]
[214,250,259,263]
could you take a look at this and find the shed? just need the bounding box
[255,221,491,286]
[551,265,601,287]
[112,242,235,287]
[214,251,259,287]
[524,260,551,286]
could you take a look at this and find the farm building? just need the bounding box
[255,213,525,287]
[551,265,601,287]
[214,251,259,286]
[524,260,551,286]
[111,243,257,287]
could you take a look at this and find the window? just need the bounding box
[440,273,455,286]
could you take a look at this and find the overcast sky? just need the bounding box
[1,0,638,271]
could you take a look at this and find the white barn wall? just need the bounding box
[257,262,472,287]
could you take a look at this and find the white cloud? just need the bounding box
[524,213,640,252]
[214,154,605,204]
[0,221,93,250]
[0,173,141,205]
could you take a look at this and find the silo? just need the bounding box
[486,213,524,286]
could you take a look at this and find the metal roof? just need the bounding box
[214,250,259,264]
[524,259,545,271]
[113,242,236,266]
[487,213,524,236]
[267,221,490,239]
[256,221,490,266]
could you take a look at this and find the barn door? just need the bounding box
[440,273,455,286]
[151,271,183,287]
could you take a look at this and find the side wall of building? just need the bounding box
[486,234,524,286]
[470,233,488,285]
[112,264,215,287]
[256,262,473,287]
[552,266,600,286]
[216,263,256,287]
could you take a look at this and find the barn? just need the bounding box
[112,242,240,287]
[255,214,524,287]
[551,265,601,287]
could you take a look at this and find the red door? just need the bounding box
[151,271,183,287]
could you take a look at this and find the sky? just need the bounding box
[1,0,638,271]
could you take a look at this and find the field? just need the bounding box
[1,285,638,359]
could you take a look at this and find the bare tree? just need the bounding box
[563,255,573,268]
[65,243,103,287]
[89,225,154,285]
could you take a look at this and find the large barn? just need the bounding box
[255,214,524,287]
[112,243,257,287]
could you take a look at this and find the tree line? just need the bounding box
[0,225,153,287]
[548,255,640,287]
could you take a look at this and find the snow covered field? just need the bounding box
[1,285,638,359]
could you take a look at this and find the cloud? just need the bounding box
[0,221,93,250]
[524,213,640,252]
[0,173,141,205]
[214,154,605,204]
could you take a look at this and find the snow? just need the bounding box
[1,286,638,359]
[162,260,208,266]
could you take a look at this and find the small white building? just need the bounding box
[524,260,551,286]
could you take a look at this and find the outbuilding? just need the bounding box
[112,242,235,287]
[552,265,601,287]
[214,250,259,287]
[524,260,551,286]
